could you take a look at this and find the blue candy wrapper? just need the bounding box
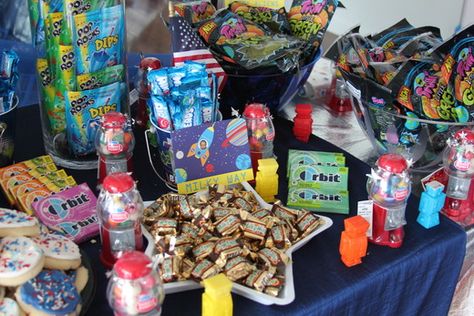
[147,62,218,130]
[148,95,172,131]
[0,50,19,113]
[73,5,125,74]
[168,67,186,88]
[65,82,121,155]
[148,68,170,95]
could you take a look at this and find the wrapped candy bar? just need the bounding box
[160,256,182,283]
[224,256,255,281]
[191,259,221,280]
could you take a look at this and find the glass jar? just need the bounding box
[242,103,275,176]
[32,2,129,169]
[95,112,135,186]
[107,251,164,316]
[97,173,144,268]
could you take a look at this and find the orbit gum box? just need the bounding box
[289,165,348,190]
[287,186,349,214]
[33,183,99,243]
[286,149,346,176]
[286,149,349,214]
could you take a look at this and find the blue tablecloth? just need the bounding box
[2,105,466,316]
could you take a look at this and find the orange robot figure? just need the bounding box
[339,215,370,267]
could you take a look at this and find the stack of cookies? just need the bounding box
[0,208,88,315]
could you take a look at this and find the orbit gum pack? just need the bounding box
[73,4,124,74]
[65,82,121,155]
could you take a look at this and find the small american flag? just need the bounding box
[169,15,226,92]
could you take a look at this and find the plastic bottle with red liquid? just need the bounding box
[135,57,162,128]
[367,154,411,248]
[442,129,474,225]
[107,251,164,316]
[242,103,275,178]
[97,173,144,268]
[96,112,135,188]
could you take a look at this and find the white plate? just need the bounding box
[143,182,333,305]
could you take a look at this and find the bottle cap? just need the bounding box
[103,111,127,129]
[453,129,474,143]
[377,154,408,173]
[243,103,269,119]
[114,251,152,280]
[103,173,135,193]
[295,104,313,115]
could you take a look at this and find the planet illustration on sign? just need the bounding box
[235,154,251,170]
[175,168,188,183]
[222,119,248,147]
[205,164,215,173]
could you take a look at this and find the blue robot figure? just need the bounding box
[417,181,446,229]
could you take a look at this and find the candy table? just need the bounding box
[0,104,466,316]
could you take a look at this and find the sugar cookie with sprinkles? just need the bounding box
[0,208,40,237]
[68,266,89,293]
[0,236,45,287]
[33,234,81,270]
[15,269,81,316]
[0,297,25,316]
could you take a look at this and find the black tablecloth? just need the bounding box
[3,105,466,316]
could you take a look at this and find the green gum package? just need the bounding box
[287,187,349,214]
[289,165,349,190]
[287,149,346,176]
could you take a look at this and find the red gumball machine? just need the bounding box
[367,154,411,248]
[97,173,144,269]
[243,103,275,178]
[442,129,474,225]
[96,112,135,187]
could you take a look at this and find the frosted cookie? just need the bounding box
[68,266,89,293]
[0,236,45,287]
[16,269,81,316]
[33,234,81,270]
[0,297,25,316]
[0,208,40,237]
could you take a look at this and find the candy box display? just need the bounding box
[143,182,333,305]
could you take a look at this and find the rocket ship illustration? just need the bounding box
[187,125,215,166]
